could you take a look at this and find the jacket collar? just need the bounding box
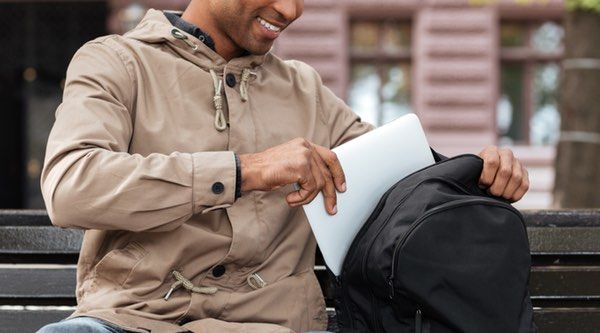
[124,8,268,72]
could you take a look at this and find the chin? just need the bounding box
[249,48,271,55]
[241,38,274,55]
[245,46,272,56]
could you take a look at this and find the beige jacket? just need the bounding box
[41,9,374,333]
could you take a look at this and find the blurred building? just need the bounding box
[274,0,565,210]
[0,1,109,209]
[0,0,565,209]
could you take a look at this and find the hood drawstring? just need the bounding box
[170,28,198,51]
[164,270,217,301]
[209,69,227,131]
[240,68,256,102]
[210,68,255,131]
[172,28,257,131]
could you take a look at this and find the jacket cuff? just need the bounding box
[191,151,236,214]
[234,153,242,200]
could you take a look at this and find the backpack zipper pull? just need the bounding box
[387,276,395,299]
[415,309,423,333]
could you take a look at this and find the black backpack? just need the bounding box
[333,154,537,332]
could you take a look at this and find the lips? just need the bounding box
[257,16,282,33]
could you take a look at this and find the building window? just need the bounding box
[497,21,564,146]
[347,20,412,127]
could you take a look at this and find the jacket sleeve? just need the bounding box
[315,76,375,149]
[40,39,236,232]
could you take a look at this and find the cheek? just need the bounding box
[237,20,260,44]
[242,21,273,50]
[221,14,252,42]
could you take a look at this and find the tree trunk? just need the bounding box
[553,10,600,208]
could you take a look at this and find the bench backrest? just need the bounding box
[1,210,600,332]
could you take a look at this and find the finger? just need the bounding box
[286,161,316,204]
[488,149,514,197]
[511,166,530,202]
[313,144,346,192]
[311,148,338,215]
[292,158,324,207]
[502,159,524,200]
[287,156,322,206]
[478,146,500,188]
[285,179,312,204]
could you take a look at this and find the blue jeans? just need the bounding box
[37,317,128,333]
[36,316,332,333]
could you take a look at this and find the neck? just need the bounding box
[181,1,243,61]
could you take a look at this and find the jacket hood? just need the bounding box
[124,8,267,70]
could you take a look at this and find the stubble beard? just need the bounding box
[218,10,274,56]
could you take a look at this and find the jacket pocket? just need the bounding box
[94,241,148,286]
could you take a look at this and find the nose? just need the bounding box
[272,0,303,24]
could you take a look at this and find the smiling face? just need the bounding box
[207,0,304,56]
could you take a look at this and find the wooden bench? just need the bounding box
[1,210,600,332]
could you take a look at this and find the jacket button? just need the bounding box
[225,73,236,87]
[212,182,224,194]
[212,265,226,277]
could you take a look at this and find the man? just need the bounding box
[38,0,529,332]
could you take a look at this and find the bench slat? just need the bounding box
[1,210,599,259]
[534,308,600,333]
[524,210,600,227]
[528,227,600,253]
[0,309,71,332]
[0,227,82,254]
[530,266,600,296]
[2,210,599,227]
[0,268,76,303]
[0,210,50,226]
[3,226,599,260]
[6,265,600,306]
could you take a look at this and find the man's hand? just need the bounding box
[239,138,346,215]
[478,146,529,202]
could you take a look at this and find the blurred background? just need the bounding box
[0,0,597,211]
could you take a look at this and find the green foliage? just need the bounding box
[469,0,552,5]
[469,0,600,12]
[566,0,600,13]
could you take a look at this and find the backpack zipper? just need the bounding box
[359,178,437,332]
[387,197,523,299]
[359,177,474,332]
[338,181,396,332]
[334,274,355,330]
[339,155,493,331]
[342,153,482,278]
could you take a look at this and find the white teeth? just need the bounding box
[257,17,281,32]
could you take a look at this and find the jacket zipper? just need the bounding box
[387,197,524,298]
